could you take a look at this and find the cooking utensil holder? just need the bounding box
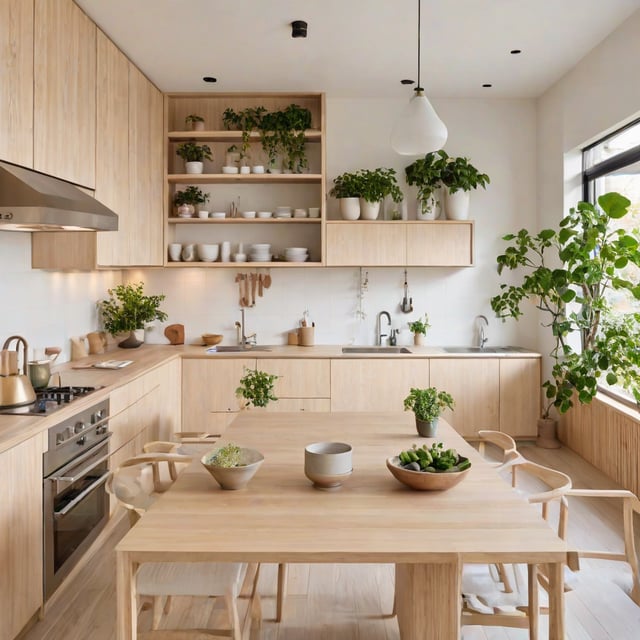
[298,327,314,347]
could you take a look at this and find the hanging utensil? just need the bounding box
[250,273,257,306]
[400,269,413,313]
[263,269,272,288]
[258,274,264,297]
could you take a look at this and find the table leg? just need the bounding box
[395,556,461,640]
[116,551,137,640]
[547,561,565,640]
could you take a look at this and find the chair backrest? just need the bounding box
[106,453,193,519]
[477,429,519,461]
[143,441,181,454]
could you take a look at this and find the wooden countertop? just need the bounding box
[0,343,540,454]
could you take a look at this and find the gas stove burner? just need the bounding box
[37,385,97,403]
[0,385,100,416]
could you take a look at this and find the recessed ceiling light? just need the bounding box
[510,49,522,55]
[202,76,217,83]
[291,20,308,38]
[482,83,492,88]
[400,79,415,85]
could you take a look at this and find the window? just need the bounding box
[582,120,640,403]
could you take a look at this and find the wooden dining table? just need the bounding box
[116,412,568,639]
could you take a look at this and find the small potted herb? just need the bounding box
[441,153,490,220]
[184,114,205,131]
[236,367,280,409]
[329,171,362,220]
[176,142,213,174]
[405,150,447,220]
[98,282,168,349]
[408,314,430,346]
[403,387,455,437]
[353,168,403,220]
[173,185,209,217]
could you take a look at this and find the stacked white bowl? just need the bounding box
[284,247,308,262]
[250,243,272,262]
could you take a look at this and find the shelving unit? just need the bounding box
[164,92,326,267]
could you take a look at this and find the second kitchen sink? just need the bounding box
[443,346,530,353]
[209,345,273,352]
[342,346,412,354]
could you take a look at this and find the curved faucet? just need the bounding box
[377,311,392,346]
[475,315,489,349]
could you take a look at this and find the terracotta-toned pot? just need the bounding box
[536,417,561,449]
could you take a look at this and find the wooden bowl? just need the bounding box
[386,456,471,491]
[202,333,223,346]
[201,447,264,490]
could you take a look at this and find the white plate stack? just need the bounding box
[250,243,272,262]
[284,247,308,262]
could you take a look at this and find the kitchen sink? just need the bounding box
[209,345,273,352]
[342,346,412,354]
[442,346,529,354]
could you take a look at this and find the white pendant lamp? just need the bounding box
[391,0,447,155]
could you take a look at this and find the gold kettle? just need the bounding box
[0,335,36,408]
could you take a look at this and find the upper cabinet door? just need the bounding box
[34,0,96,188]
[128,65,164,266]
[0,0,33,167]
[95,30,130,266]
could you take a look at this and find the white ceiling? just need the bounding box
[76,0,640,99]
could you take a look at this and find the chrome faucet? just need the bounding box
[237,309,257,347]
[476,315,489,349]
[376,311,392,346]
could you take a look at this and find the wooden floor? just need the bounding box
[22,442,640,640]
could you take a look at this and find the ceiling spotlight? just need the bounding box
[510,49,522,55]
[400,79,415,85]
[202,76,217,83]
[291,20,308,38]
[482,83,492,88]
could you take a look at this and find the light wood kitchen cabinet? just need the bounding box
[34,0,96,188]
[182,359,257,434]
[261,358,331,412]
[0,431,46,640]
[0,0,33,168]
[325,220,474,266]
[405,221,474,266]
[429,358,500,438]
[330,359,430,412]
[499,358,540,438]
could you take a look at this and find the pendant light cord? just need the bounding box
[416,0,422,92]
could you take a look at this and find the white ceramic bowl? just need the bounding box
[304,442,353,489]
[285,247,307,253]
[252,165,265,174]
[293,208,307,218]
[252,243,271,250]
[275,212,292,219]
[221,166,239,174]
[233,253,247,262]
[257,211,272,219]
[210,212,226,219]
[250,253,272,262]
[285,254,308,262]
[241,211,256,219]
[201,447,264,490]
[275,206,292,214]
[197,243,219,262]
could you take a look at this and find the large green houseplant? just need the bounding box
[99,282,168,349]
[405,150,447,219]
[491,192,640,444]
[403,387,455,437]
[441,152,490,220]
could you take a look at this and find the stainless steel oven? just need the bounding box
[43,398,111,600]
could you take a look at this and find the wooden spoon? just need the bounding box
[263,270,272,288]
[235,273,243,306]
[258,274,264,297]
[250,273,257,306]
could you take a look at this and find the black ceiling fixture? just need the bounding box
[400,79,415,85]
[482,83,493,88]
[291,20,308,38]
[510,49,522,55]
[202,76,217,83]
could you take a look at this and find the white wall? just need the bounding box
[0,232,121,362]
[134,96,540,348]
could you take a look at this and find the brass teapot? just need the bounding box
[0,335,36,408]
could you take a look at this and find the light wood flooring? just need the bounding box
[21,442,640,640]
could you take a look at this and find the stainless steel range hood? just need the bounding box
[0,161,118,231]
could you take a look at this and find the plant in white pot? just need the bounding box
[408,314,430,346]
[329,171,362,220]
[176,142,213,174]
[353,168,403,220]
[491,192,640,448]
[99,282,168,349]
[173,186,209,217]
[441,153,490,220]
[405,151,447,220]
[403,387,455,437]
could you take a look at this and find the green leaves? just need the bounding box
[98,282,167,335]
[330,168,403,203]
[236,368,279,408]
[403,387,455,422]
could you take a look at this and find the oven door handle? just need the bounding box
[49,450,111,485]
[47,432,112,484]
[53,471,110,518]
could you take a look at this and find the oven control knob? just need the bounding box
[74,421,86,434]
[91,409,105,424]
[65,426,75,440]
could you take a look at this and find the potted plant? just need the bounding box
[441,153,490,220]
[405,150,447,220]
[490,191,640,447]
[176,142,213,174]
[222,106,266,169]
[236,367,280,409]
[172,185,209,217]
[353,168,404,220]
[98,282,168,349]
[403,387,455,437]
[408,314,430,346]
[184,114,205,131]
[329,171,362,220]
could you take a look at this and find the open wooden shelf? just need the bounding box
[168,173,322,184]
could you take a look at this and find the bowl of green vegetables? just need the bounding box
[386,442,471,491]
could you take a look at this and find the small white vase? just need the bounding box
[339,197,360,221]
[445,188,470,220]
[359,199,381,220]
[416,193,441,221]
[185,161,204,174]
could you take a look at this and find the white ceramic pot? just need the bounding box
[339,197,360,221]
[359,199,381,220]
[445,188,470,220]
[185,161,204,174]
[416,193,442,221]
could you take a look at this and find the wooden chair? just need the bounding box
[461,459,573,640]
[477,429,525,487]
[107,453,261,638]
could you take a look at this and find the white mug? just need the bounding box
[221,241,231,263]
[308,207,320,218]
[181,243,196,261]
[198,210,210,219]
[168,243,182,261]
